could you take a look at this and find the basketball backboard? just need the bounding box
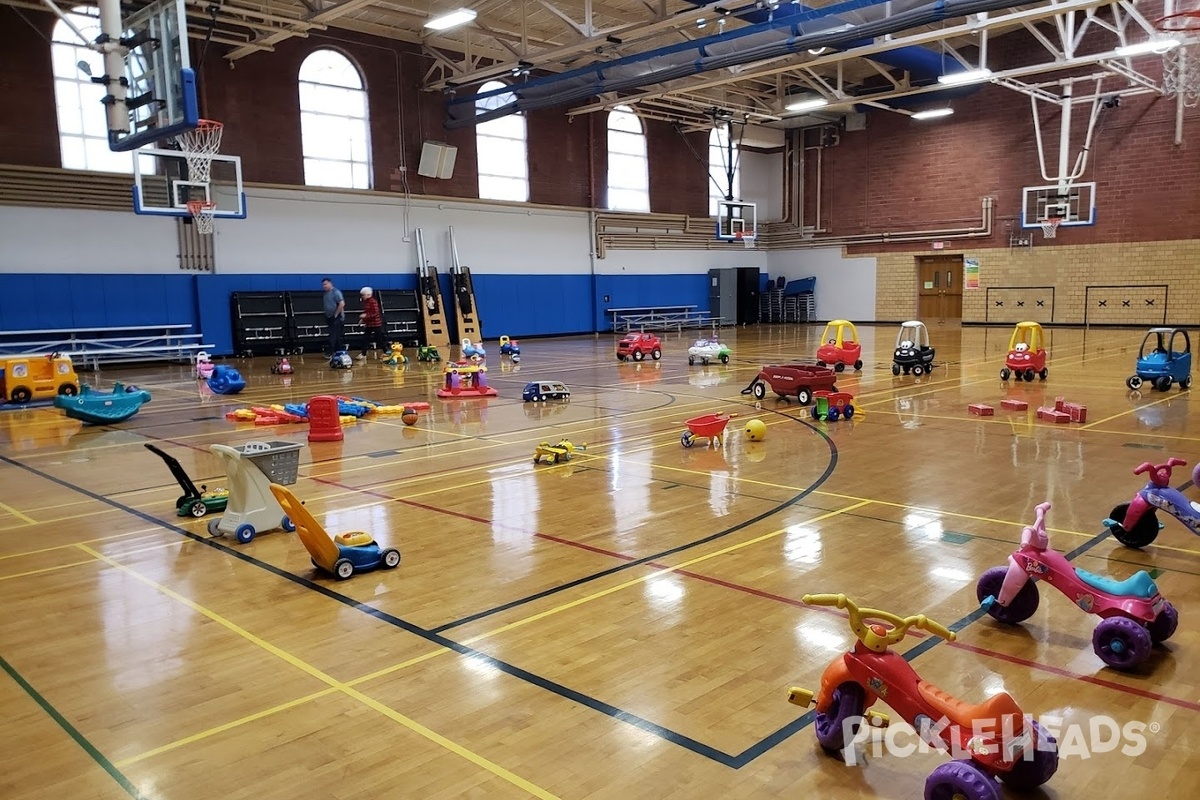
[108,0,199,151]
[716,200,758,240]
[133,149,246,218]
[1021,182,1097,228]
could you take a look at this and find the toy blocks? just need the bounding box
[1037,406,1071,423]
[1064,402,1088,423]
[1001,398,1029,411]
[968,404,995,416]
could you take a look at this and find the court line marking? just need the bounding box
[1079,391,1180,430]
[0,559,100,582]
[0,654,148,800]
[0,500,36,524]
[77,544,561,800]
[0,527,167,562]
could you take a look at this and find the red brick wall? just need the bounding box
[1,13,708,214]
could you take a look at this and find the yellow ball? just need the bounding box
[744,419,766,441]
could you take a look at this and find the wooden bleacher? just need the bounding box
[0,325,211,369]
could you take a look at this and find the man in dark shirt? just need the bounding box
[322,278,345,354]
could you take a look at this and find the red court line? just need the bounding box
[312,476,1200,714]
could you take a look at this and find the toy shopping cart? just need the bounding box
[207,441,302,543]
[681,413,737,448]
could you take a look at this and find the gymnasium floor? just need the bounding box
[0,324,1196,800]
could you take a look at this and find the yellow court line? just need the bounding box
[76,544,560,800]
[0,526,165,562]
[0,500,36,525]
[1079,391,1180,430]
[115,688,339,767]
[459,501,871,645]
[0,558,99,582]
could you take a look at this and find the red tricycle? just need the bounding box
[978,502,1178,670]
[790,594,1058,799]
[742,363,837,404]
[680,412,737,448]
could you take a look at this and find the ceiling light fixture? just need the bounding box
[937,67,993,85]
[785,96,829,112]
[1114,38,1180,57]
[425,8,477,31]
[911,108,954,120]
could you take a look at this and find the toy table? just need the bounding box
[207,441,302,543]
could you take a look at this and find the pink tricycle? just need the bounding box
[977,502,1178,671]
[680,412,737,448]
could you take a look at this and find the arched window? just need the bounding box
[475,81,528,202]
[298,50,371,189]
[606,105,649,212]
[51,7,131,172]
[709,127,740,216]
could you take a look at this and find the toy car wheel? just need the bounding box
[720,354,729,364]
[1039,368,1049,380]
[681,431,695,448]
[892,364,900,376]
[1106,503,1160,548]
[999,368,1010,381]
[1024,368,1036,382]
[189,501,208,518]
[688,355,695,365]
[333,558,355,580]
[1127,375,1143,390]
[853,359,863,370]
[1148,600,1179,643]
[10,388,32,403]
[924,759,1001,800]
[57,384,78,396]
[235,524,256,544]
[911,365,924,377]
[811,404,820,420]
[617,354,626,362]
[1182,375,1192,390]
[827,407,840,421]
[382,548,402,569]
[207,518,223,537]
[815,360,825,367]
[844,405,855,418]
[834,362,845,372]
[633,350,645,362]
[1155,376,1173,392]
[814,682,865,752]
[976,566,1039,623]
[999,720,1059,790]
[751,381,767,400]
[796,388,812,405]
[282,516,295,532]
[651,348,661,360]
[1093,616,1152,670]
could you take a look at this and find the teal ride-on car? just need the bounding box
[1127,327,1191,391]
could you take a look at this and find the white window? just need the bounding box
[476,81,528,202]
[299,50,371,189]
[607,105,649,212]
[709,127,740,216]
[52,7,132,172]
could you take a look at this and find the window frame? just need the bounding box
[606,105,650,212]
[708,126,741,217]
[298,48,373,190]
[475,80,529,202]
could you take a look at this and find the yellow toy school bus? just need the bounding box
[0,353,80,403]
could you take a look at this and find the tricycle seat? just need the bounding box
[1074,568,1157,599]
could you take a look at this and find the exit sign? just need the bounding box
[931,241,946,250]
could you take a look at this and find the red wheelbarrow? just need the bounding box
[681,413,738,448]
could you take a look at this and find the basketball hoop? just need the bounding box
[1157,10,1200,107]
[734,230,757,249]
[1040,217,1062,239]
[187,199,217,235]
[175,119,224,184]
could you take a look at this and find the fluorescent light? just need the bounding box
[1115,39,1179,57]
[912,108,954,120]
[938,68,993,85]
[785,97,829,112]
[425,8,477,31]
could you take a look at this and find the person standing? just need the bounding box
[357,287,388,359]
[322,278,345,354]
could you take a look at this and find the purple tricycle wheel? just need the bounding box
[1093,616,1152,670]
[1147,601,1179,643]
[814,682,865,753]
[924,760,1001,800]
[976,566,1039,624]
[999,720,1059,790]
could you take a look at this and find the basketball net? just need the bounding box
[735,230,757,249]
[187,200,217,235]
[1157,10,1200,108]
[176,119,224,185]
[1040,217,1061,239]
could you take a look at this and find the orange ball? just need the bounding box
[401,407,419,426]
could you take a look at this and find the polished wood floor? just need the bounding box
[1,324,1197,799]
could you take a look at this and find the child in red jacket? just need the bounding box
[357,287,388,359]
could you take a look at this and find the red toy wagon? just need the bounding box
[742,364,837,404]
[681,412,737,448]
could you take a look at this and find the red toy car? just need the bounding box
[742,364,837,404]
[616,333,662,362]
[816,320,864,372]
[1000,321,1048,382]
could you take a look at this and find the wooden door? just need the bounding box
[917,255,964,320]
